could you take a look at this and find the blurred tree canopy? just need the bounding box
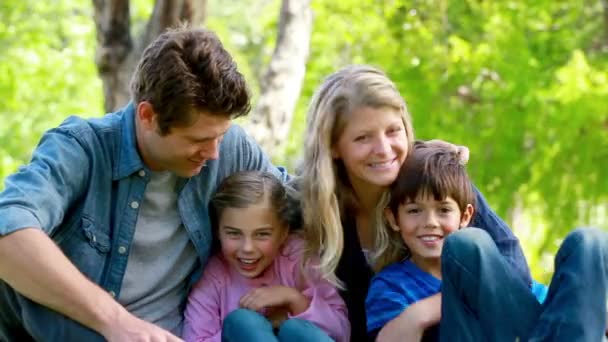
[1,0,607,282]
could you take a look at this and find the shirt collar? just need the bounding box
[113,102,147,180]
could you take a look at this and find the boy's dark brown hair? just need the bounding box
[130,26,250,135]
[388,141,475,217]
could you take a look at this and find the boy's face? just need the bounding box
[385,193,474,273]
[218,201,288,279]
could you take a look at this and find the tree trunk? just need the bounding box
[93,0,207,112]
[243,0,313,157]
[602,0,608,47]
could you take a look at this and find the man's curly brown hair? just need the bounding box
[130,27,251,135]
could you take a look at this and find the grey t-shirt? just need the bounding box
[118,171,198,335]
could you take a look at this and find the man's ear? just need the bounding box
[384,208,400,232]
[460,204,475,228]
[136,101,157,131]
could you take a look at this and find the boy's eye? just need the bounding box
[406,208,420,214]
[440,207,454,213]
[225,230,240,237]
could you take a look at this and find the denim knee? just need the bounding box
[277,318,332,342]
[223,308,271,331]
[442,228,496,269]
[558,228,608,263]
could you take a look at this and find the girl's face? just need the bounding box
[218,200,288,278]
[385,193,473,274]
[332,106,408,193]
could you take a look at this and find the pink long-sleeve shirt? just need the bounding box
[182,235,350,342]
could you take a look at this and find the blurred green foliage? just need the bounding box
[1,0,607,282]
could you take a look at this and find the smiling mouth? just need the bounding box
[189,159,206,167]
[368,158,396,169]
[237,258,261,270]
[418,235,443,245]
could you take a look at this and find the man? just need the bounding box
[0,27,287,341]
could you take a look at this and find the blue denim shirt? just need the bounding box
[0,103,287,297]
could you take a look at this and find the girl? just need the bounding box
[182,171,350,342]
[298,65,532,341]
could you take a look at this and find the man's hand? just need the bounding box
[239,285,310,316]
[100,308,183,342]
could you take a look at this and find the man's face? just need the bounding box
[137,103,232,178]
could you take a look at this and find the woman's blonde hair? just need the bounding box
[300,65,415,284]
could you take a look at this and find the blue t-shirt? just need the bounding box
[365,260,441,333]
[365,259,548,335]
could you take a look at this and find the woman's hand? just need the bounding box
[423,139,469,165]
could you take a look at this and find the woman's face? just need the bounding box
[332,106,408,192]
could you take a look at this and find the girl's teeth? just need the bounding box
[240,259,258,264]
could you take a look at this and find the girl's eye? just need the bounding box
[440,207,453,214]
[406,208,420,214]
[354,135,369,142]
[256,232,272,238]
[225,231,240,237]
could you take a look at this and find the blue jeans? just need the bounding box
[0,280,104,341]
[221,308,334,342]
[440,227,608,342]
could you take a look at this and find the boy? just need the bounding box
[366,142,606,341]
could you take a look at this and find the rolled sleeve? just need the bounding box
[0,129,89,236]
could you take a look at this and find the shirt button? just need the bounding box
[109,291,116,298]
[130,201,139,209]
[118,246,127,254]
[138,170,146,177]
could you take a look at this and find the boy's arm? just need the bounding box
[376,293,441,342]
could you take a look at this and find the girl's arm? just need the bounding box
[376,293,441,342]
[471,185,532,286]
[290,272,351,342]
[283,238,350,342]
[182,259,225,342]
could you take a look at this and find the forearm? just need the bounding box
[377,293,442,342]
[0,228,123,335]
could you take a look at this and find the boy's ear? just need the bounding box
[384,208,400,232]
[460,204,475,228]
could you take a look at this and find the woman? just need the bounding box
[298,65,531,341]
